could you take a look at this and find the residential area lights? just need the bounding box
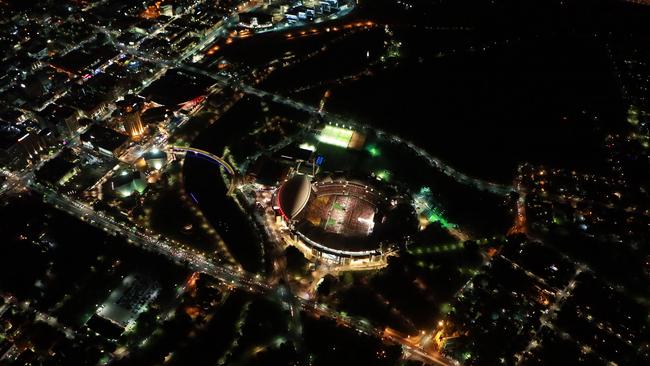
[0,1,647,366]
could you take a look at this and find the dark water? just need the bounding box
[182,98,268,273]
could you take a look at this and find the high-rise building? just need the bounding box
[37,104,81,139]
[116,94,146,139]
[124,110,144,138]
[18,131,46,160]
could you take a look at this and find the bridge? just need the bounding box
[171,146,237,195]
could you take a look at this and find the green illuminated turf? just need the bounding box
[318,125,354,148]
[325,218,337,227]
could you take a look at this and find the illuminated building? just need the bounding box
[238,11,274,29]
[110,168,147,198]
[160,4,174,16]
[17,132,46,160]
[37,103,80,138]
[124,110,145,138]
[274,174,405,265]
[142,148,167,170]
[92,274,160,337]
[116,94,146,139]
[81,125,129,158]
[34,153,79,188]
[285,6,315,22]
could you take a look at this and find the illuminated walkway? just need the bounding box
[171,146,237,195]
[171,146,235,174]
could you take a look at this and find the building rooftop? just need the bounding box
[278,174,312,220]
[35,153,77,187]
[81,125,129,153]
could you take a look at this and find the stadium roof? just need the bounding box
[278,174,311,220]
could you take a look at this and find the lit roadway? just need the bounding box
[107,28,515,198]
[83,0,513,199]
[4,4,631,365]
[0,169,457,365]
[104,2,513,198]
[30,179,269,290]
[0,5,461,364]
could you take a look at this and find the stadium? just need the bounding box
[275,174,401,265]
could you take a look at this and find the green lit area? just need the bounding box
[440,302,453,315]
[375,170,391,181]
[413,186,456,229]
[318,125,354,148]
[366,144,381,157]
[411,242,464,255]
[426,207,456,229]
[299,142,316,151]
[414,261,479,273]
[410,241,488,256]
